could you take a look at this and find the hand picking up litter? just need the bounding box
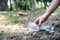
[28,0,60,32]
[28,22,54,32]
[34,0,60,26]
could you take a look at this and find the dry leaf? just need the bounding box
[18,12,29,16]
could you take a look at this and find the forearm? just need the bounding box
[43,0,60,18]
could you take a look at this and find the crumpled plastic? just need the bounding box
[28,22,54,32]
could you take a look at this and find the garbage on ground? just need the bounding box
[28,22,40,31]
[28,22,54,32]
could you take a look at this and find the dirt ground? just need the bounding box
[0,10,60,40]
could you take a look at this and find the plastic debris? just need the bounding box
[28,22,40,31]
[28,22,54,32]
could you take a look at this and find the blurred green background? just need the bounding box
[0,0,54,11]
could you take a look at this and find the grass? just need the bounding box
[0,8,60,25]
[8,14,20,24]
[8,14,28,24]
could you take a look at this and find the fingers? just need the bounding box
[34,18,42,26]
[34,19,39,25]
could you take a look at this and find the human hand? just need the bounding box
[34,16,48,26]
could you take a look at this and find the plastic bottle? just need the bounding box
[28,22,54,32]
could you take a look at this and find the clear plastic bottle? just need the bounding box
[28,22,40,31]
[28,22,54,32]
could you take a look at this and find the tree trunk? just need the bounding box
[10,0,13,10]
[14,0,21,10]
[43,0,47,9]
[33,0,37,9]
[0,0,8,11]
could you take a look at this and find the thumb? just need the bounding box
[38,21,41,26]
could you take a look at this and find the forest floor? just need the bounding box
[0,9,60,40]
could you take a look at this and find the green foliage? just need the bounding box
[8,14,28,24]
[9,14,19,23]
[13,0,33,10]
[11,0,52,11]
